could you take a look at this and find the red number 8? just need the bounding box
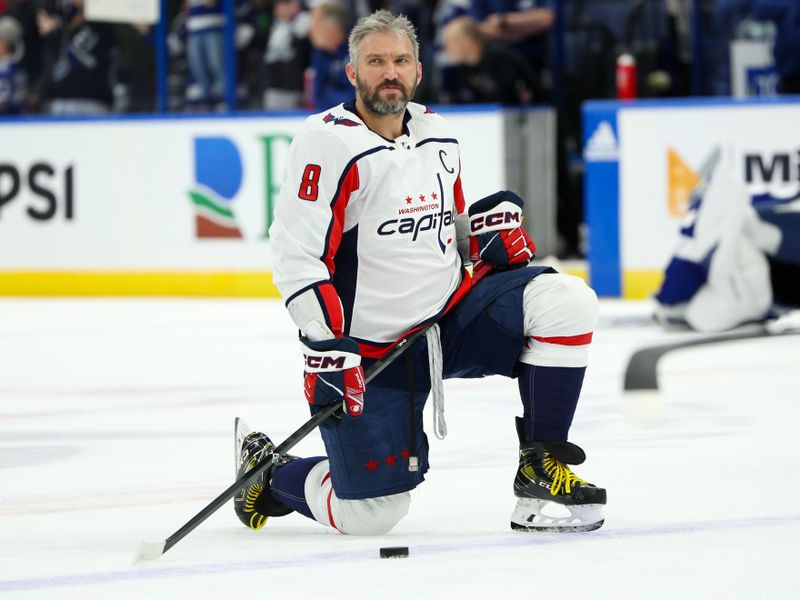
[298,164,321,201]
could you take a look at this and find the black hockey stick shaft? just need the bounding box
[154,324,431,558]
[137,265,493,562]
[624,324,800,391]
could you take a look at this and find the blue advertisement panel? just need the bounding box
[582,102,620,297]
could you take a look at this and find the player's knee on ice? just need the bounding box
[333,493,411,535]
[303,460,410,535]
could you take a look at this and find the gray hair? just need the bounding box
[348,9,419,67]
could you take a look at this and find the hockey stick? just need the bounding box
[623,317,800,391]
[135,266,493,563]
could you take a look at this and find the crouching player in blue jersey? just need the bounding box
[655,149,800,332]
[233,9,606,534]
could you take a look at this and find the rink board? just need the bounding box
[0,108,505,296]
[583,97,800,298]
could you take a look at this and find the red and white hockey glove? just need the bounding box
[468,190,536,271]
[301,336,366,428]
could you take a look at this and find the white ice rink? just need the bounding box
[1,298,798,599]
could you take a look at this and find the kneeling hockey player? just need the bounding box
[233,9,606,536]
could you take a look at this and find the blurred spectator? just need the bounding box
[114,23,157,112]
[432,0,471,103]
[665,0,715,95]
[708,0,755,95]
[186,0,225,109]
[236,0,271,109]
[6,0,47,107]
[469,0,554,76]
[308,2,351,109]
[751,0,800,93]
[442,15,542,104]
[34,0,117,115]
[0,15,25,113]
[322,0,377,24]
[262,0,310,109]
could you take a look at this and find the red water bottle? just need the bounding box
[616,53,637,100]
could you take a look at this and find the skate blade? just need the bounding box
[511,519,604,533]
[234,417,253,473]
[510,497,605,533]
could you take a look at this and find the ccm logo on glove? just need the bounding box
[301,336,366,425]
[470,208,522,233]
[305,355,347,369]
[468,190,536,270]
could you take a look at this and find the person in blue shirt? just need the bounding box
[469,0,554,73]
[751,0,800,93]
[308,2,352,110]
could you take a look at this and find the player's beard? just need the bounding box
[356,75,417,117]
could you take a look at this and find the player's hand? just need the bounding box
[301,336,366,428]
[468,190,536,271]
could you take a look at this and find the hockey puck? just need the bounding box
[379,546,409,559]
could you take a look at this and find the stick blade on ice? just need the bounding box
[133,540,166,565]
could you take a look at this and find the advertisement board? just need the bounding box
[0,108,505,295]
[584,97,800,298]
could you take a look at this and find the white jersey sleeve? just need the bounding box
[270,125,358,336]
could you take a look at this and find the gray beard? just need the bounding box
[356,76,416,116]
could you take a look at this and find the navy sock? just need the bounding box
[270,456,326,519]
[517,363,586,441]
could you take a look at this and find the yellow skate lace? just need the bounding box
[543,455,588,496]
[244,482,267,529]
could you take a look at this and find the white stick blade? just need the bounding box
[133,540,166,565]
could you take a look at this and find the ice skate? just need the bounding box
[233,417,294,529]
[511,419,606,532]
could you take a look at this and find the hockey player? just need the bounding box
[656,149,800,332]
[234,9,605,535]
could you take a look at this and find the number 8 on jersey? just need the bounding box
[298,164,322,201]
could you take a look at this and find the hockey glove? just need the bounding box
[301,336,366,428]
[468,190,536,271]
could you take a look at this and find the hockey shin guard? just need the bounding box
[517,364,586,442]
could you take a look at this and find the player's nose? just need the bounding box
[383,64,398,79]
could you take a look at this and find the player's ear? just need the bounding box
[345,63,357,86]
[416,61,422,85]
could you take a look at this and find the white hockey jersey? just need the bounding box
[270,101,471,357]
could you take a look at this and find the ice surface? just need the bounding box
[1,298,798,599]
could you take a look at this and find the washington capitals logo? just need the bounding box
[376,176,453,254]
[323,113,361,127]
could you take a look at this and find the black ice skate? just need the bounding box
[511,417,606,532]
[233,417,294,530]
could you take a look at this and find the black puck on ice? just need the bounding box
[379,546,409,559]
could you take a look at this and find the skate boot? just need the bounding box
[511,417,606,532]
[233,417,295,530]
